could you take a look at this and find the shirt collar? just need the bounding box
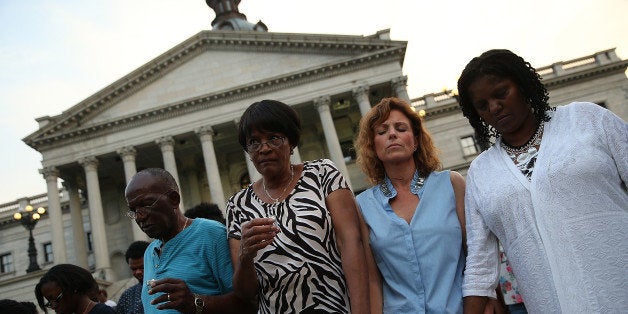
[379,170,425,198]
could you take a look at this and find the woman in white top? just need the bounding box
[456,49,627,313]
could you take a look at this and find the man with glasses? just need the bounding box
[125,168,253,314]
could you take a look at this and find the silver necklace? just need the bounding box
[263,165,294,204]
[501,123,544,157]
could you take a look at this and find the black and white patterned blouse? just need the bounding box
[227,159,351,314]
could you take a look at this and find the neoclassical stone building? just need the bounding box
[1,1,627,303]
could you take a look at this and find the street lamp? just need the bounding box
[13,205,46,273]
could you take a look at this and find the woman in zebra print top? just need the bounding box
[227,100,374,313]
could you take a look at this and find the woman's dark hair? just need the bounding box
[457,49,552,150]
[237,100,301,150]
[34,264,98,313]
[355,97,440,184]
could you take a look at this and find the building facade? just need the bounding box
[1,1,627,304]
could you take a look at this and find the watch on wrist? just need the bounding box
[193,293,204,314]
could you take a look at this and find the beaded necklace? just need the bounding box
[501,123,544,164]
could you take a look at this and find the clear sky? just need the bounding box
[1,0,626,204]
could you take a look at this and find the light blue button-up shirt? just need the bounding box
[356,170,464,313]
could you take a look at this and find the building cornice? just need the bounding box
[543,59,628,88]
[25,41,406,150]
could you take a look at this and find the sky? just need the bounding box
[1,0,626,204]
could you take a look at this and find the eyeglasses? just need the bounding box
[126,191,171,220]
[44,291,63,309]
[246,136,286,153]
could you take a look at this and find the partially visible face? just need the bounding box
[41,281,68,314]
[128,257,145,283]
[125,174,177,240]
[247,129,292,176]
[468,75,535,140]
[373,109,417,165]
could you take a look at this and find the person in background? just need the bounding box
[457,49,628,313]
[0,299,38,314]
[185,202,225,225]
[497,244,527,314]
[227,99,371,313]
[20,300,39,314]
[34,263,116,314]
[354,97,470,313]
[116,240,150,314]
[125,168,251,314]
[98,289,117,307]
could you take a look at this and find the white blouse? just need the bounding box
[462,102,628,313]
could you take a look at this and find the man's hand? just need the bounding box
[148,277,195,313]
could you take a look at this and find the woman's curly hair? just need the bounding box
[457,49,552,150]
[355,97,440,185]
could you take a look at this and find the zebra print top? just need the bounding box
[227,159,352,313]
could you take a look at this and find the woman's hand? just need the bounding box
[239,217,280,263]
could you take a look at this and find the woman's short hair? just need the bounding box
[238,100,301,150]
[355,97,440,184]
[34,264,98,312]
[457,49,552,150]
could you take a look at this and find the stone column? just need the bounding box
[245,155,261,183]
[117,146,149,241]
[290,146,302,164]
[196,126,226,211]
[352,85,372,116]
[313,96,353,188]
[117,146,137,183]
[185,170,202,206]
[78,156,114,281]
[234,118,262,183]
[39,167,68,263]
[155,136,185,211]
[391,76,411,103]
[62,181,88,269]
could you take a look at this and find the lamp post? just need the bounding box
[13,205,46,273]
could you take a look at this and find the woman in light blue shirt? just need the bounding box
[354,97,467,313]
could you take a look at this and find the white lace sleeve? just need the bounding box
[462,170,499,299]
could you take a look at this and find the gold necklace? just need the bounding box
[179,217,190,233]
[263,165,294,204]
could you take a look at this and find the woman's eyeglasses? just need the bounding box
[126,190,171,220]
[44,291,63,309]
[246,136,285,153]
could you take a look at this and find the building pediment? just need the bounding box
[24,30,406,151]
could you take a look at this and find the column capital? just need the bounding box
[39,166,60,181]
[117,146,137,159]
[313,95,331,110]
[79,156,99,171]
[352,84,370,97]
[156,136,175,146]
[156,136,175,153]
[391,75,408,88]
[195,126,215,139]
